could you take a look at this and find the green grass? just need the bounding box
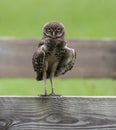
[0,1,116,96]
[0,0,116,38]
[0,78,115,96]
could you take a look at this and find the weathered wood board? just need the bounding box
[0,38,116,78]
[0,96,116,130]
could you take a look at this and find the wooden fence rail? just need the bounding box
[0,96,116,130]
[0,38,116,78]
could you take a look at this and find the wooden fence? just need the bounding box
[0,96,116,130]
[0,38,116,78]
[0,39,116,129]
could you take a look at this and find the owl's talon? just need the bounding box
[49,93,61,96]
[39,94,48,97]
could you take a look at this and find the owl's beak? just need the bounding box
[52,31,55,38]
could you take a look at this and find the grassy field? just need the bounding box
[0,78,115,96]
[0,0,116,95]
[0,0,116,38]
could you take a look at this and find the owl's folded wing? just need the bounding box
[55,46,76,76]
[32,46,45,80]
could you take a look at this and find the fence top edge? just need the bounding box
[0,96,116,99]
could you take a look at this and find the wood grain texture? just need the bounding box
[0,38,116,78]
[0,96,116,130]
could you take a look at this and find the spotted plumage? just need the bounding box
[32,21,76,95]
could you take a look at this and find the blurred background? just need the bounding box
[0,0,116,95]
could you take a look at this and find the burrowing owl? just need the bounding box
[32,21,76,96]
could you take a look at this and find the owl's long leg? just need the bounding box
[49,75,61,96]
[43,71,47,96]
[49,62,58,95]
[50,75,55,94]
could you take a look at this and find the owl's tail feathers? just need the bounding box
[36,72,43,81]
[36,72,50,81]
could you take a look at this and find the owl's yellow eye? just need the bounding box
[47,28,51,32]
[57,28,62,32]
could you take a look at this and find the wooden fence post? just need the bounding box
[0,38,116,78]
[0,96,116,130]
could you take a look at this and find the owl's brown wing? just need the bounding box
[55,46,76,76]
[32,46,45,80]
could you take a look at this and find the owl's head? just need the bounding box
[43,21,65,39]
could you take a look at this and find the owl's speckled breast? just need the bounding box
[44,44,65,67]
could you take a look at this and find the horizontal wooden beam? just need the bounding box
[0,38,116,78]
[0,96,116,130]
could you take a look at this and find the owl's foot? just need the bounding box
[38,94,61,97]
[38,94,48,97]
[38,91,48,97]
[49,93,62,96]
